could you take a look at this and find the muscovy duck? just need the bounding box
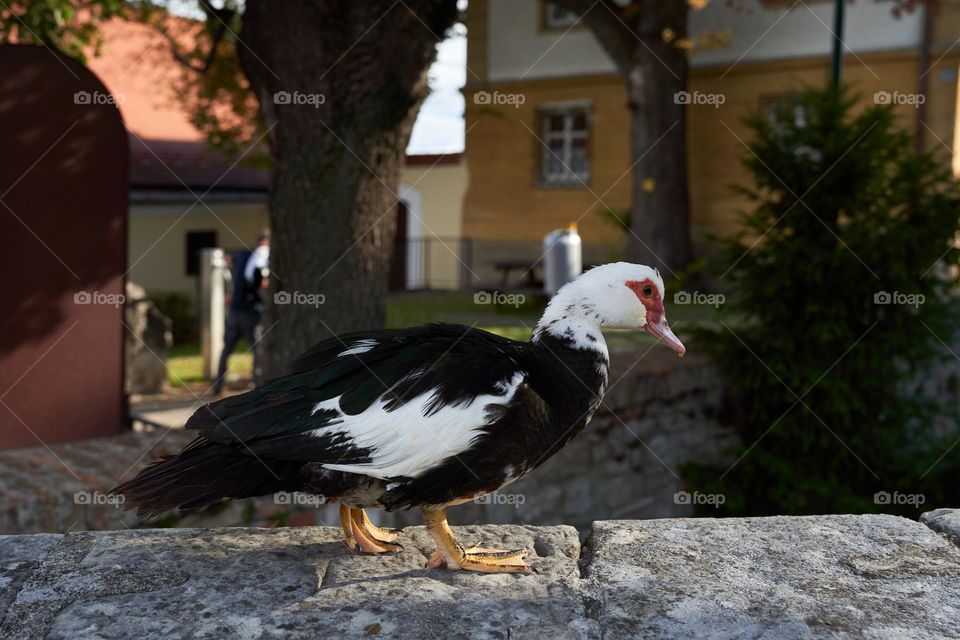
[113,262,685,573]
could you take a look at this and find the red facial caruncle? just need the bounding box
[625,278,686,357]
[626,278,663,324]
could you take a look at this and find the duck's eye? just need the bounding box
[642,286,653,297]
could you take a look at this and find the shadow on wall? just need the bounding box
[0,45,128,447]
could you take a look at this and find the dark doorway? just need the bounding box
[389,200,408,292]
[185,230,217,276]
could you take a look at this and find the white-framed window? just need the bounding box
[538,106,591,187]
[544,3,578,29]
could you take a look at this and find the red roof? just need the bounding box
[88,19,202,142]
[92,19,461,193]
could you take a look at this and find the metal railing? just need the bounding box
[403,236,474,290]
[402,237,552,292]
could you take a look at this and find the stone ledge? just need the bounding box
[1,512,958,639]
[921,508,960,547]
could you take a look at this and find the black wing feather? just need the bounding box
[182,323,527,463]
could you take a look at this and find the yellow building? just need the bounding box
[463,0,960,282]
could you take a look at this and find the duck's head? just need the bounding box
[534,262,686,356]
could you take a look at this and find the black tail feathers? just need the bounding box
[111,440,303,519]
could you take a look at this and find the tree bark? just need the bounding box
[622,2,692,274]
[239,0,458,378]
[552,0,693,275]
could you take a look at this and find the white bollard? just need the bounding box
[543,223,582,296]
[200,248,227,380]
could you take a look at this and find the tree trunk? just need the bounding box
[623,52,692,274]
[239,0,458,378]
[622,3,692,275]
[551,0,694,276]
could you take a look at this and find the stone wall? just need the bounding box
[124,281,174,395]
[1,511,958,639]
[0,346,735,535]
[0,430,193,534]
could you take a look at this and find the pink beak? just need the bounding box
[644,317,686,357]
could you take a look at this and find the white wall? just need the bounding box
[487,0,616,82]
[128,202,269,299]
[690,0,922,67]
[485,0,923,82]
[398,161,468,289]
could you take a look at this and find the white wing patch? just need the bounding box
[337,339,377,358]
[310,371,526,480]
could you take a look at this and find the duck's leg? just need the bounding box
[339,504,358,551]
[339,505,403,554]
[421,507,531,574]
[358,509,400,543]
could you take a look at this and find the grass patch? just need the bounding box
[386,291,544,329]
[167,342,252,387]
[165,291,723,385]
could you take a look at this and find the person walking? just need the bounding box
[212,231,269,395]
